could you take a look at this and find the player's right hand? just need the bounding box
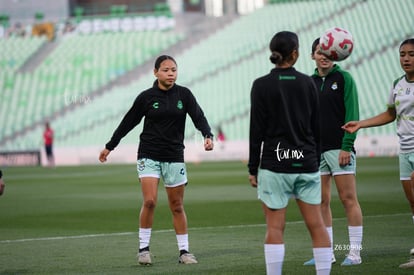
[342,121,360,133]
[99,149,110,163]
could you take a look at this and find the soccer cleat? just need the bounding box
[303,258,315,266]
[303,255,336,265]
[399,249,414,269]
[179,253,198,264]
[399,259,414,269]
[341,255,362,266]
[137,251,152,265]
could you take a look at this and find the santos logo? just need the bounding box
[274,142,304,162]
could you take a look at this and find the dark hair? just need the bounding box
[400,38,414,50]
[311,38,320,54]
[154,55,177,70]
[269,31,299,64]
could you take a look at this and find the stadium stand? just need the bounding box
[1,0,413,153]
[0,29,184,149]
[0,36,46,73]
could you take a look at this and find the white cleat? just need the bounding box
[137,251,152,265]
[179,253,198,264]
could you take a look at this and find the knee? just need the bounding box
[340,195,359,209]
[172,206,184,215]
[321,196,330,207]
[169,200,184,214]
[143,199,156,210]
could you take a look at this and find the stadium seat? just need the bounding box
[2,0,413,150]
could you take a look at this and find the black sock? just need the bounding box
[139,246,150,253]
[180,249,189,256]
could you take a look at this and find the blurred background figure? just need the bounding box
[43,121,54,167]
[0,170,5,196]
[217,125,226,150]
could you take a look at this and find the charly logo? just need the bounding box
[138,160,145,171]
[177,100,183,109]
[274,142,304,162]
[153,102,159,109]
[331,82,338,90]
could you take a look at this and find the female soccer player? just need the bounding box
[304,38,363,266]
[248,31,332,275]
[343,38,414,269]
[99,55,214,265]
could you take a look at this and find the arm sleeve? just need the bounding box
[186,90,213,138]
[387,77,402,107]
[342,72,359,151]
[248,81,266,175]
[105,95,145,151]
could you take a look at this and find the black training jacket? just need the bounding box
[311,65,359,153]
[105,82,213,162]
[248,67,321,175]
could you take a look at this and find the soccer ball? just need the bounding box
[319,27,354,61]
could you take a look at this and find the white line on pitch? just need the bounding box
[0,212,410,244]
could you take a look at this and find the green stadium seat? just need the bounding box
[2,0,413,150]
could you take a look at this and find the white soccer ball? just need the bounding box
[319,27,354,61]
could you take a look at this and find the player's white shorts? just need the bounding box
[399,152,414,181]
[137,158,187,187]
[257,169,321,209]
[320,149,356,176]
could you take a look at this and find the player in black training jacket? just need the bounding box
[99,55,214,265]
[248,31,331,275]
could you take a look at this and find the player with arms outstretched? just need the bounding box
[99,55,214,265]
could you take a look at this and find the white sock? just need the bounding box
[139,228,151,250]
[348,226,363,257]
[412,215,414,224]
[313,247,332,275]
[326,226,333,256]
[176,234,189,252]
[264,244,284,275]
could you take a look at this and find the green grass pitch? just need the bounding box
[0,157,413,274]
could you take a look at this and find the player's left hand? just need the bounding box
[249,175,258,188]
[99,149,111,163]
[204,137,214,151]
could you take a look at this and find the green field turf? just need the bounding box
[0,157,413,274]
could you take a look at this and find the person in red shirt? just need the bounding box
[217,126,226,150]
[43,122,54,167]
